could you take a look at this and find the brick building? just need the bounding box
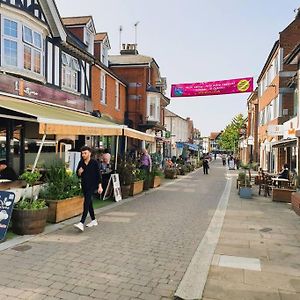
[109,44,170,153]
[257,11,300,172]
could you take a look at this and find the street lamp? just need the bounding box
[247,135,254,163]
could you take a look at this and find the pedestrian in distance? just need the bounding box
[74,146,103,232]
[203,157,209,175]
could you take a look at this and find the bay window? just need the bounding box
[147,93,160,122]
[61,52,80,92]
[1,17,44,75]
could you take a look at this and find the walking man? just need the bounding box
[203,157,209,175]
[74,146,103,232]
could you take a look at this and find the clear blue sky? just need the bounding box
[55,0,300,136]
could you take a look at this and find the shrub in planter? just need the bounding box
[150,165,163,188]
[117,158,134,199]
[164,168,177,179]
[39,163,83,223]
[12,171,48,235]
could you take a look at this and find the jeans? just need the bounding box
[80,189,95,224]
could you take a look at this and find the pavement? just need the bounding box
[202,169,300,300]
[0,162,226,300]
[0,161,299,300]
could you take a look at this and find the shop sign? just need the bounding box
[165,131,171,138]
[267,125,284,136]
[0,191,15,241]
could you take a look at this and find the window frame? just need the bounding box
[1,16,44,76]
[115,81,120,110]
[61,52,80,92]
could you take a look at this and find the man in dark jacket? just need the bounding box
[0,160,17,181]
[74,146,103,232]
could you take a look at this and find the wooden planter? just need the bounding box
[130,180,144,196]
[46,196,83,223]
[121,185,131,199]
[272,188,295,203]
[12,207,48,235]
[291,192,300,216]
[150,176,161,188]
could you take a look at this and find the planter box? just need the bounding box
[239,186,252,199]
[130,180,144,196]
[291,192,300,216]
[46,196,83,223]
[121,185,131,199]
[272,188,295,203]
[150,176,161,188]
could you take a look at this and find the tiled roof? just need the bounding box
[210,132,221,140]
[62,16,92,26]
[95,32,108,42]
[109,54,154,65]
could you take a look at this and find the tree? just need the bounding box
[219,114,247,153]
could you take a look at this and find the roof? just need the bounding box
[95,32,108,42]
[164,108,187,121]
[109,54,155,66]
[284,43,300,64]
[257,40,279,82]
[210,132,221,140]
[62,16,92,26]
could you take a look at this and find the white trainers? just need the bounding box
[86,219,98,227]
[74,222,84,232]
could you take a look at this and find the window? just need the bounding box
[100,73,106,104]
[61,52,80,91]
[1,17,44,75]
[147,94,160,121]
[115,82,120,110]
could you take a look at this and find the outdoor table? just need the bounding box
[271,177,289,188]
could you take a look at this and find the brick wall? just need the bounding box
[91,66,125,124]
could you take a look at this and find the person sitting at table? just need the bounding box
[0,160,18,181]
[278,163,289,179]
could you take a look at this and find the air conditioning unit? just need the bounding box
[282,109,289,116]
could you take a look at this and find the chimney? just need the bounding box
[120,43,138,55]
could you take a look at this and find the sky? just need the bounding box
[55,0,300,136]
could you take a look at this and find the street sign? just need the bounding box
[0,191,15,242]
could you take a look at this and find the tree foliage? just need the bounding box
[219,114,247,152]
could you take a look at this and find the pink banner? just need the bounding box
[171,77,253,98]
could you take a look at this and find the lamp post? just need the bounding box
[247,135,254,163]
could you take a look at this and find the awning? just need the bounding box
[271,138,297,148]
[0,96,123,136]
[186,143,199,151]
[176,142,199,151]
[123,128,155,143]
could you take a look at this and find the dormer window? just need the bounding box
[84,22,94,54]
[62,52,80,92]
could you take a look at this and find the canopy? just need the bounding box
[123,128,155,143]
[0,96,123,136]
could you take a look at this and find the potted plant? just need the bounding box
[164,166,177,179]
[239,163,252,199]
[39,163,83,223]
[150,165,163,188]
[130,167,144,196]
[11,171,48,235]
[117,158,134,199]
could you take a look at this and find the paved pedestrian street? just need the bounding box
[0,164,226,300]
